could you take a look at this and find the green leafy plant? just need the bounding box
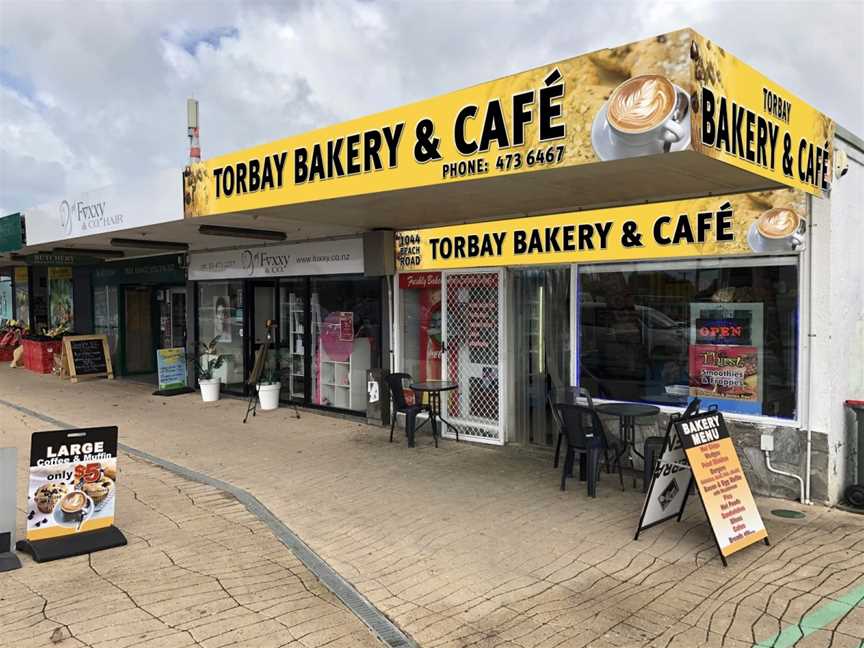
[193,337,227,381]
[258,365,280,386]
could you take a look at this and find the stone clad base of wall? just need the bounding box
[640,412,828,503]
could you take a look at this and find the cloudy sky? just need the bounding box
[1,0,861,215]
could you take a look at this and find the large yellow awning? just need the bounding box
[183,28,834,232]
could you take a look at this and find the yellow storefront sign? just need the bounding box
[184,29,833,220]
[689,32,834,196]
[396,189,807,271]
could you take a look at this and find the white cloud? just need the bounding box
[0,0,861,214]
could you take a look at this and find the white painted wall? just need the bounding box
[810,134,864,503]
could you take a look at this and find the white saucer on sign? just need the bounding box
[591,89,692,161]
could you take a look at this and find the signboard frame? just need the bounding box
[16,426,127,562]
[61,334,114,383]
[675,410,770,566]
[154,347,192,396]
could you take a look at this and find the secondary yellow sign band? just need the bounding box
[396,189,807,271]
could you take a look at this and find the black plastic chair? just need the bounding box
[385,373,423,446]
[550,386,594,469]
[556,403,624,497]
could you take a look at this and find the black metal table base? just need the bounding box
[408,391,463,447]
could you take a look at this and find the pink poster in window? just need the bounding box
[688,344,759,404]
[338,312,354,342]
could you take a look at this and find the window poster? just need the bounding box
[48,267,74,330]
[689,303,763,414]
[0,278,11,322]
[213,296,231,343]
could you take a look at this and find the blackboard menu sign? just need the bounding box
[70,339,107,375]
[61,335,114,383]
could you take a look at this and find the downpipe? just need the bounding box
[764,450,806,503]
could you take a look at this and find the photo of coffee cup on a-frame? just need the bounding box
[592,74,692,160]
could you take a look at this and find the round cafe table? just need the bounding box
[409,381,461,447]
[595,402,660,486]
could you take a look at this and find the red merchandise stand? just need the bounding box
[22,339,62,374]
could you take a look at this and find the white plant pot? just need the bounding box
[257,382,281,410]
[199,378,221,402]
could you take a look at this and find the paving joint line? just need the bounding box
[0,397,418,648]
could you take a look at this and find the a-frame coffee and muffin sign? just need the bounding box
[16,427,126,562]
[636,407,769,566]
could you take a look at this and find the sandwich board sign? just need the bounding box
[635,405,768,566]
[16,427,126,562]
[634,415,693,538]
[676,411,768,565]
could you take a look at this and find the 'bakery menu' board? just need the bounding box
[675,412,767,559]
[62,334,114,382]
[26,427,118,541]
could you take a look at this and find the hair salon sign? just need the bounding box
[25,169,182,245]
[188,237,364,280]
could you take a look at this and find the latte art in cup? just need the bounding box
[607,75,677,134]
[757,208,800,238]
[60,491,86,514]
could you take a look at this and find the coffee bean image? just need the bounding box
[690,41,700,61]
[691,92,699,114]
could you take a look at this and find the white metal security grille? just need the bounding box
[441,270,503,444]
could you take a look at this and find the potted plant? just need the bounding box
[195,337,226,402]
[256,366,281,411]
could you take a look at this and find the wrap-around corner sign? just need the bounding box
[183,28,833,222]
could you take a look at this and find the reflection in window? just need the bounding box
[579,261,798,419]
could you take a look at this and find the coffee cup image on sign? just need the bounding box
[55,490,94,527]
[747,207,806,252]
[592,75,691,160]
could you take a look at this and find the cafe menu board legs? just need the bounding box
[441,270,504,444]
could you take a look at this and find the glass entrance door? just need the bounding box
[249,282,277,389]
[441,270,504,444]
[159,287,187,349]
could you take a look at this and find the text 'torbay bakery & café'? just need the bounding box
[182,28,861,506]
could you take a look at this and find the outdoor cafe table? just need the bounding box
[595,402,661,486]
[409,381,461,446]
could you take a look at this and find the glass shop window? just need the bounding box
[578,259,798,419]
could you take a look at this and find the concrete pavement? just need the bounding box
[0,401,382,648]
[1,366,863,647]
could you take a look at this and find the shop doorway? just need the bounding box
[123,287,154,374]
[247,281,277,389]
[441,270,504,445]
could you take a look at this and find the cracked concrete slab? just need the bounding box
[1,368,863,647]
[0,402,383,648]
